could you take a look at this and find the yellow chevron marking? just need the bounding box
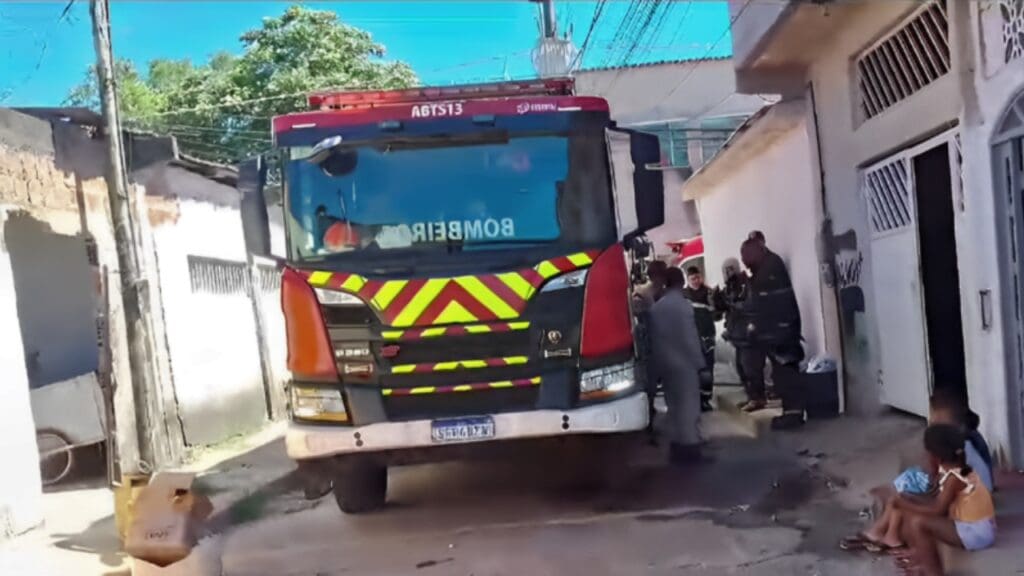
[466,324,491,334]
[409,387,435,395]
[373,280,407,309]
[381,330,403,340]
[381,389,393,396]
[460,360,487,369]
[497,272,534,300]
[341,274,366,292]
[453,385,473,392]
[434,300,478,325]
[391,364,416,374]
[505,356,528,365]
[536,261,561,279]
[433,361,460,371]
[568,252,593,267]
[529,377,542,384]
[307,271,332,286]
[454,276,518,318]
[489,381,514,389]
[508,322,531,330]
[421,327,447,338]
[393,278,447,326]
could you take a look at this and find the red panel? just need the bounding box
[273,96,609,134]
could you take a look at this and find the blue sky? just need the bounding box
[0,1,731,106]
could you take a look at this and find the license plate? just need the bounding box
[430,416,495,444]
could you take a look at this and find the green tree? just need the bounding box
[66,5,417,164]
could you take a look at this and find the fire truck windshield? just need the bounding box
[283,126,615,266]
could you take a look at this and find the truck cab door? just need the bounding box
[605,128,665,241]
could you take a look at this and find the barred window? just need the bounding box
[187,255,281,295]
[856,1,949,121]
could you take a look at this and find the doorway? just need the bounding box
[862,131,967,416]
[913,144,967,400]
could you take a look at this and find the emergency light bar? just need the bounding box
[308,78,576,111]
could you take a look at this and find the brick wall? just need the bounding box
[0,144,78,211]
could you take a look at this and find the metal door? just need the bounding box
[862,155,931,415]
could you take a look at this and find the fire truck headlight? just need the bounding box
[314,287,364,306]
[291,386,349,423]
[579,362,636,399]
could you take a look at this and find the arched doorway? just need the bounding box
[990,92,1024,466]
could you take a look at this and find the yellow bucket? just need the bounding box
[113,473,150,543]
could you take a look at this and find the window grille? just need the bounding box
[1001,0,1024,64]
[863,159,913,235]
[188,256,281,295]
[856,1,949,121]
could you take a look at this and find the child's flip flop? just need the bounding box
[864,541,905,554]
[839,534,874,551]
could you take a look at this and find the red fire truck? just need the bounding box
[267,78,664,513]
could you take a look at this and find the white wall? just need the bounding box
[647,169,701,254]
[956,1,1024,465]
[144,167,267,445]
[0,209,42,539]
[695,122,829,360]
[575,60,770,126]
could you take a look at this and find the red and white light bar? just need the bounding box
[308,78,575,111]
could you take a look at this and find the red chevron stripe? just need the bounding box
[549,256,575,272]
[380,279,426,322]
[360,279,384,301]
[520,268,544,288]
[447,325,468,336]
[404,327,426,340]
[415,282,496,325]
[491,323,512,333]
[479,274,527,310]
[485,358,508,367]
[325,273,350,290]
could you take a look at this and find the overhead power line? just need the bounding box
[656,0,753,107]
[569,0,608,72]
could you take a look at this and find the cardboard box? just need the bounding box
[125,472,213,568]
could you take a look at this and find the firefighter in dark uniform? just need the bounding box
[714,258,753,400]
[740,234,806,430]
[683,266,718,412]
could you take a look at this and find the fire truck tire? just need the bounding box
[333,463,387,514]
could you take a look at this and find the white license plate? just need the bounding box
[430,416,495,444]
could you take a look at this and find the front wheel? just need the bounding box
[333,462,387,514]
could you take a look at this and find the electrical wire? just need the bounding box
[569,0,609,72]
[656,0,753,106]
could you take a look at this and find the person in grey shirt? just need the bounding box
[648,267,708,464]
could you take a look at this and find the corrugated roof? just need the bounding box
[578,55,731,73]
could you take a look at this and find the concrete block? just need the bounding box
[714,387,782,438]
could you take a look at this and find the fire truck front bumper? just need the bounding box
[286,391,649,461]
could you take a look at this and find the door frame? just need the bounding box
[993,127,1024,468]
[860,127,963,414]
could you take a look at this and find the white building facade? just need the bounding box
[723,0,1024,467]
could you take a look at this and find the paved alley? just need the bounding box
[209,413,921,576]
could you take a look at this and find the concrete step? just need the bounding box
[713,387,782,438]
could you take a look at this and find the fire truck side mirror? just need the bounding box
[238,156,274,259]
[628,131,665,235]
[605,128,666,241]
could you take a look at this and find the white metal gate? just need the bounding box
[861,130,960,416]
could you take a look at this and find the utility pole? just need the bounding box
[90,0,163,472]
[539,0,556,39]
